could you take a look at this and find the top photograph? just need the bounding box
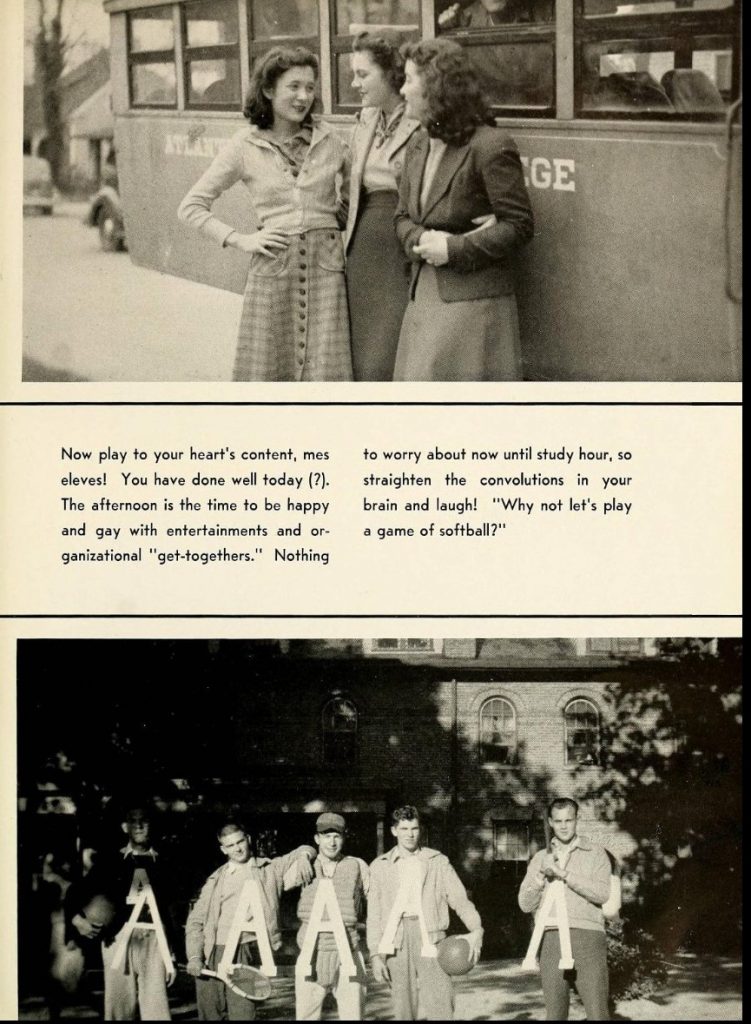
[22,0,742,383]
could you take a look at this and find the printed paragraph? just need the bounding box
[361,445,634,540]
[58,444,332,566]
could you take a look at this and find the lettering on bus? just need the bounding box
[165,133,228,159]
[520,156,576,192]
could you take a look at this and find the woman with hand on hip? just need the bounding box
[394,38,534,381]
[345,33,420,381]
[178,47,352,382]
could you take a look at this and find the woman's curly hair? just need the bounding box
[352,31,407,94]
[243,46,319,128]
[400,38,494,145]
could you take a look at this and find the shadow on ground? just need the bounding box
[22,356,89,383]
[18,955,742,1020]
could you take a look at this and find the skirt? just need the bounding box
[346,190,411,382]
[233,227,352,382]
[393,264,522,382]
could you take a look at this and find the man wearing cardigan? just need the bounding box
[518,798,611,1020]
[367,805,483,1020]
[295,812,370,1019]
[185,822,315,1020]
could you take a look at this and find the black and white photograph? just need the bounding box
[21,0,742,383]
[16,636,742,1019]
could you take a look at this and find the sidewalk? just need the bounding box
[19,954,742,1019]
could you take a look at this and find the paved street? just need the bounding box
[22,203,242,382]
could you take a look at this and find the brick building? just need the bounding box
[20,636,739,956]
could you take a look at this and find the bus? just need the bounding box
[102,0,742,381]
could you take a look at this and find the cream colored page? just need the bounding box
[0,401,742,616]
[1,0,743,1016]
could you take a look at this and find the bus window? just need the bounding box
[183,0,241,108]
[437,1,556,116]
[577,0,738,118]
[128,5,177,107]
[250,0,318,40]
[332,0,420,108]
[437,0,554,30]
[248,0,320,64]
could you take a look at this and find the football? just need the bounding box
[436,934,474,976]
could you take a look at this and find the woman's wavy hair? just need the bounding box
[400,38,494,145]
[352,31,407,94]
[243,46,319,128]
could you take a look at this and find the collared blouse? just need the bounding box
[177,120,350,246]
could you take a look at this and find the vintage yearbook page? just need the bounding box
[1,0,742,1019]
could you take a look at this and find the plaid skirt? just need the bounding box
[233,228,352,382]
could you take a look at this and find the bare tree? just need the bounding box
[34,0,69,188]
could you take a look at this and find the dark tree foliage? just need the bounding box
[576,639,742,954]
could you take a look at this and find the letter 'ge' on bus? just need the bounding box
[103,0,741,383]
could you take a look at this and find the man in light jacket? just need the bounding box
[367,805,483,1020]
[518,798,611,1020]
[185,822,315,1020]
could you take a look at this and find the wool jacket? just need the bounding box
[394,124,534,302]
[367,846,482,954]
[63,845,177,950]
[517,837,611,932]
[178,122,350,246]
[185,846,315,962]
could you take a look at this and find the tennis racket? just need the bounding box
[185,964,272,1002]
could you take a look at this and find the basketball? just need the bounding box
[83,894,117,930]
[436,935,474,976]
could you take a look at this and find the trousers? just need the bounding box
[101,930,170,1021]
[196,943,257,1021]
[539,928,609,1020]
[386,917,454,1020]
[295,947,367,1020]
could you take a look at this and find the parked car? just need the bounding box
[23,155,54,215]
[86,159,127,251]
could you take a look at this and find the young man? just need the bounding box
[295,812,369,1020]
[367,805,483,1020]
[185,822,316,1021]
[518,798,612,1020]
[65,806,177,1021]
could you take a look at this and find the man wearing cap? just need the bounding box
[367,805,483,1020]
[185,822,316,1021]
[295,812,370,1020]
[518,798,611,1020]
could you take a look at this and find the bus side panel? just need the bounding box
[116,115,252,294]
[116,115,740,382]
[514,128,740,382]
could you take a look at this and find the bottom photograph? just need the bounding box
[17,637,742,1021]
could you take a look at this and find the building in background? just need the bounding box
[17,637,741,960]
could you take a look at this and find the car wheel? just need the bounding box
[98,206,122,252]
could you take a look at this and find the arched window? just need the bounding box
[564,699,600,766]
[322,696,358,766]
[479,697,517,765]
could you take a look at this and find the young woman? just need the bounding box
[393,38,534,381]
[344,33,420,381]
[178,47,352,382]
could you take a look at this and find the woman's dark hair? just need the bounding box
[352,32,406,94]
[243,46,319,128]
[400,38,494,145]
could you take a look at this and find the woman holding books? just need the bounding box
[393,38,534,381]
